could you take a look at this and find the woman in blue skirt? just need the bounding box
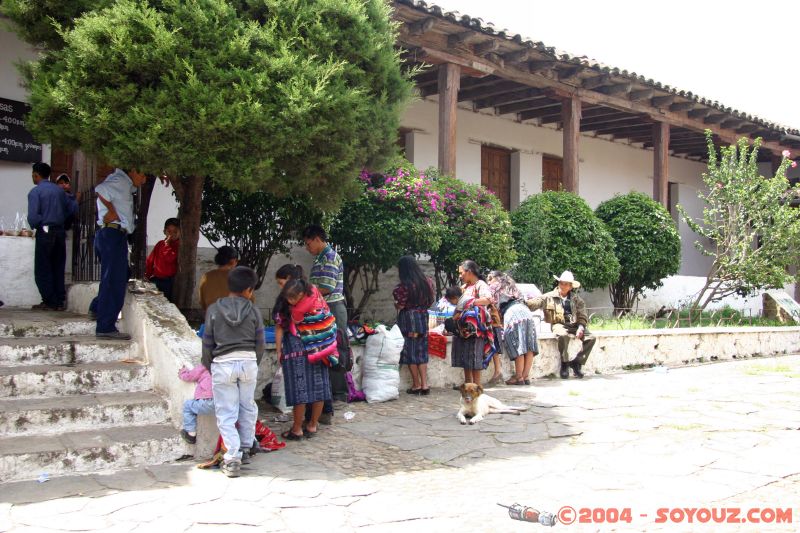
[274,264,331,440]
[393,256,435,395]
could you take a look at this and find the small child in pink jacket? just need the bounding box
[178,364,214,444]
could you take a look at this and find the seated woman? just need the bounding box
[488,271,538,385]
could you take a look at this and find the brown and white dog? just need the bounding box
[457,383,528,424]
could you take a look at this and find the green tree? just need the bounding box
[200,181,317,290]
[428,173,516,294]
[596,192,681,314]
[511,191,620,291]
[679,132,800,311]
[330,160,444,318]
[4,0,412,309]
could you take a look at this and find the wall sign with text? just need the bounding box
[0,97,42,163]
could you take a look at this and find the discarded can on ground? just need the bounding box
[498,503,556,526]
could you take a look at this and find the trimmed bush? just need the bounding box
[511,191,619,291]
[596,192,681,312]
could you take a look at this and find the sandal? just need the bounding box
[487,375,503,385]
[303,429,316,438]
[420,388,430,396]
[280,430,304,441]
[524,379,531,385]
[406,387,422,395]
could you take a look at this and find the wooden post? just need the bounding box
[653,122,670,207]
[438,63,460,177]
[561,96,581,193]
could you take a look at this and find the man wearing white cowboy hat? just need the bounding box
[526,270,596,379]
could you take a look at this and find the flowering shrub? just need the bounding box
[679,132,800,311]
[330,158,445,317]
[427,173,516,292]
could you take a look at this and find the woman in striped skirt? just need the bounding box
[274,265,331,440]
[393,256,435,395]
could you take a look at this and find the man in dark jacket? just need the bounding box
[526,270,596,379]
[27,163,77,310]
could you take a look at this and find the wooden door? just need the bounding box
[542,155,563,192]
[481,145,511,210]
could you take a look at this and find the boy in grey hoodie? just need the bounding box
[202,266,264,477]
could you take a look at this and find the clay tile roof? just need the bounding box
[395,0,799,136]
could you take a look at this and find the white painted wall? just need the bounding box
[0,29,46,232]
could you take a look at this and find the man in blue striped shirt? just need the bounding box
[303,224,348,409]
[27,162,77,311]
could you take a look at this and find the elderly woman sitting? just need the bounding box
[487,271,538,385]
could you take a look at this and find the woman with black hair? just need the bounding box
[451,260,503,386]
[274,264,332,440]
[393,255,435,395]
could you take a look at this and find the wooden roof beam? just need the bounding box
[651,95,675,107]
[518,103,563,121]
[396,23,792,155]
[704,114,726,124]
[597,83,632,96]
[581,117,647,132]
[558,67,583,82]
[473,87,544,109]
[502,49,531,64]
[629,89,654,102]
[408,17,436,36]
[497,98,558,115]
[688,108,712,119]
[447,30,475,48]
[720,119,744,129]
[736,124,759,134]
[474,40,500,56]
[581,75,611,90]
[529,60,557,74]
[483,52,504,68]
[458,80,523,102]
[669,101,696,112]
[595,124,655,136]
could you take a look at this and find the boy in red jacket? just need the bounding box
[145,218,180,302]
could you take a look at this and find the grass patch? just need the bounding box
[744,363,795,376]
[661,423,704,431]
[590,306,791,331]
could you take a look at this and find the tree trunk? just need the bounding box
[171,175,205,312]
[130,176,155,280]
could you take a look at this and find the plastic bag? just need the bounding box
[362,324,402,403]
[270,366,292,414]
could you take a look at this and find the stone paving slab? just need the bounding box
[2,355,800,531]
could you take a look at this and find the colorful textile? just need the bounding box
[310,244,344,303]
[280,331,332,406]
[455,301,497,368]
[392,278,434,309]
[397,308,429,365]
[502,301,539,359]
[291,286,339,367]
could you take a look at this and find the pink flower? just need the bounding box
[792,161,798,169]
[783,150,791,158]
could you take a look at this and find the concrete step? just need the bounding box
[0,391,170,436]
[0,309,96,338]
[0,424,183,482]
[0,362,152,398]
[0,336,139,366]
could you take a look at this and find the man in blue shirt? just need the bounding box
[27,162,77,311]
[92,167,147,339]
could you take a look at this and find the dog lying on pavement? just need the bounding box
[457,383,529,424]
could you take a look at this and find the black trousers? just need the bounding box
[34,228,67,307]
